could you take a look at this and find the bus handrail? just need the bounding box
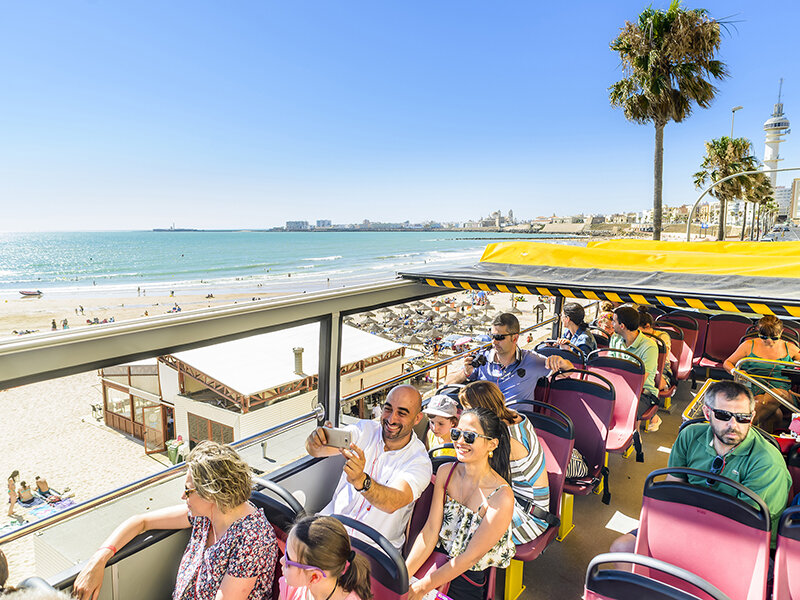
[731,361,800,415]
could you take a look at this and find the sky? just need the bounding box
[1,1,798,231]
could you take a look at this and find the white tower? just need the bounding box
[764,79,791,187]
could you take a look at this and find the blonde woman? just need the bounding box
[74,441,278,600]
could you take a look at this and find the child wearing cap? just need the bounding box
[423,395,460,458]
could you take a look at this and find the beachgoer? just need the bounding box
[7,471,19,517]
[637,309,674,389]
[35,476,62,503]
[723,315,800,432]
[423,394,460,458]
[405,408,515,600]
[557,302,597,355]
[51,319,57,330]
[278,515,373,600]
[446,313,573,404]
[305,385,432,549]
[73,441,278,600]
[16,482,36,504]
[459,381,550,545]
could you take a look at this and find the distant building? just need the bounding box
[790,179,800,223]
[286,221,310,231]
[316,219,332,228]
[775,187,791,219]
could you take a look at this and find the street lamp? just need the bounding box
[730,105,743,138]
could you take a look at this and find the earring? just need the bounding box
[489,451,493,458]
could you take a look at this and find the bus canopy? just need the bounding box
[398,240,800,317]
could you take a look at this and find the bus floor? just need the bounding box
[501,378,698,599]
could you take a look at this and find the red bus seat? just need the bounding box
[696,314,753,377]
[774,506,800,600]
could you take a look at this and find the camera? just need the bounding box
[471,354,487,368]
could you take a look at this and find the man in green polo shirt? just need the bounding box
[610,380,791,557]
[668,379,791,537]
[609,305,662,431]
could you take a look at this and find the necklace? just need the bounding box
[322,582,338,600]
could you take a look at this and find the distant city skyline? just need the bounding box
[1,1,798,232]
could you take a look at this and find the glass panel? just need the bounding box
[106,387,132,419]
[132,395,157,425]
[187,412,207,443]
[142,405,165,453]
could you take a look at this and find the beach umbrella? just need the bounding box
[510,307,523,315]
[362,311,376,317]
[377,307,392,313]
[469,308,482,316]
[407,335,423,345]
[476,334,493,342]
[428,328,443,339]
[396,326,411,336]
[362,317,377,325]
[455,336,473,346]
[432,300,445,308]
[459,301,472,308]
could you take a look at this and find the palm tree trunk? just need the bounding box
[653,124,664,241]
[717,198,727,240]
[740,202,748,241]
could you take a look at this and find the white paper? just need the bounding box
[657,446,672,454]
[605,511,640,534]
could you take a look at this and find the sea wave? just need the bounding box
[302,255,342,261]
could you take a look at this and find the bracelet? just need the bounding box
[100,545,117,556]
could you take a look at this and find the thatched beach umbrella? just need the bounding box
[510,306,523,315]
[362,311,376,317]
[362,317,378,325]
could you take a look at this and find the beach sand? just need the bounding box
[0,286,568,583]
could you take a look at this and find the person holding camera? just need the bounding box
[305,385,432,550]
[446,313,573,404]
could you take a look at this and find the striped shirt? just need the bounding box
[508,415,550,545]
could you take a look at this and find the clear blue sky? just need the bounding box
[1,1,798,231]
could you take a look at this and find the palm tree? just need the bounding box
[744,171,773,240]
[609,0,727,240]
[693,136,757,240]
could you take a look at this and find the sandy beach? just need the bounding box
[0,285,566,583]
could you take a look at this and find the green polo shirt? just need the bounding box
[610,331,658,396]
[668,423,791,538]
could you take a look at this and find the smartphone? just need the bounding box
[323,426,352,449]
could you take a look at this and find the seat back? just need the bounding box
[703,314,753,362]
[657,324,693,381]
[635,468,771,600]
[787,443,800,500]
[540,370,614,481]
[585,553,733,600]
[664,311,707,362]
[643,305,668,317]
[251,478,306,550]
[586,349,646,434]
[534,340,586,367]
[404,454,457,556]
[590,328,611,349]
[658,314,699,363]
[774,506,800,600]
[330,514,409,600]
[741,327,799,345]
[643,332,668,387]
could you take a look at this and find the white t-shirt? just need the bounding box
[320,419,432,549]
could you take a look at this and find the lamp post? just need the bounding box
[730,105,743,138]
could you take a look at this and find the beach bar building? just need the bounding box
[99,324,411,454]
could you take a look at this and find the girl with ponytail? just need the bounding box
[405,407,515,600]
[279,515,372,600]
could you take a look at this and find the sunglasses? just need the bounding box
[706,454,726,486]
[450,428,493,444]
[489,333,517,341]
[281,553,327,577]
[758,334,781,341]
[709,408,753,424]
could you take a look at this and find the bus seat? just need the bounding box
[586,349,645,462]
[643,332,677,408]
[697,314,753,377]
[412,551,498,600]
[251,477,306,550]
[664,311,708,368]
[786,443,800,500]
[584,553,733,600]
[657,322,693,382]
[774,506,800,600]
[503,402,575,598]
[534,340,586,368]
[643,305,668,317]
[590,328,610,349]
[635,468,771,600]
[330,514,409,600]
[404,453,456,556]
[539,369,615,503]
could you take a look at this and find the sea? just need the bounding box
[0,231,574,299]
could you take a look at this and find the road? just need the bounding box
[761,224,800,242]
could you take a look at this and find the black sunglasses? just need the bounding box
[709,408,753,424]
[758,334,781,341]
[706,454,726,486]
[450,428,493,444]
[489,333,517,341]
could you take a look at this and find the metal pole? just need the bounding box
[685,167,800,241]
[552,297,564,339]
[730,105,743,138]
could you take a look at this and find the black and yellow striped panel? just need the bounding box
[414,277,800,318]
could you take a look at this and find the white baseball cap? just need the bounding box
[423,394,459,418]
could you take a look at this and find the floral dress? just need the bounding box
[437,467,515,571]
[173,504,278,600]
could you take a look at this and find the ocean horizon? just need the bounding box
[0,230,575,299]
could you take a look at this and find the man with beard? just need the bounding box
[611,380,791,555]
[306,384,432,549]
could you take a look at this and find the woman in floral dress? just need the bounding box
[405,407,515,600]
[74,441,278,600]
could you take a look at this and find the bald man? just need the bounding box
[306,385,432,548]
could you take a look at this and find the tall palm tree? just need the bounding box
[693,136,757,240]
[610,0,727,240]
[745,171,774,240]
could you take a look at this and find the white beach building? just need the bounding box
[99,324,413,456]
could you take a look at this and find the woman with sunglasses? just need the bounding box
[74,441,278,600]
[279,515,372,600]
[723,315,800,432]
[458,381,550,545]
[405,407,515,600]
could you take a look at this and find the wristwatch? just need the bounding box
[356,474,372,493]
